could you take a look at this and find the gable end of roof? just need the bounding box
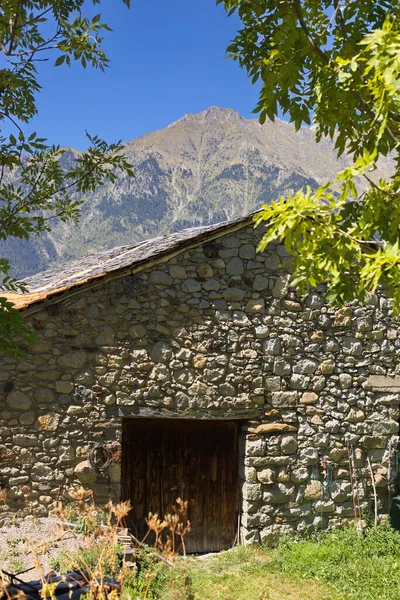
[4,214,256,314]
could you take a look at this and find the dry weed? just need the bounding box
[0,498,192,600]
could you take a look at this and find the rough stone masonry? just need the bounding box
[0,220,399,545]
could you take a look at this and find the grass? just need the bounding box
[18,501,400,600]
[163,523,400,600]
[272,522,400,600]
[48,539,335,600]
[167,545,335,600]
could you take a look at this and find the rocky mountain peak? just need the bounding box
[199,106,244,122]
[172,106,245,128]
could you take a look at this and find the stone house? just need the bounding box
[1,214,400,552]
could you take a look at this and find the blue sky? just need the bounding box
[31,0,260,150]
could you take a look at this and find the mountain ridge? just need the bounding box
[0,106,392,279]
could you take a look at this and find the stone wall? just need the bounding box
[0,224,399,543]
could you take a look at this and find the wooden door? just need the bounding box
[121,419,238,553]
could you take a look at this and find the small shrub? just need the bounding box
[9,557,24,574]
[62,501,109,535]
[122,549,171,600]
[50,542,123,577]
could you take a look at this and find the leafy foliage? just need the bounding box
[0,0,132,357]
[122,549,171,600]
[219,0,400,309]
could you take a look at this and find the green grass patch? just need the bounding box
[168,545,334,600]
[50,524,400,599]
[273,523,400,600]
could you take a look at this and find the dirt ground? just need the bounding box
[0,517,87,581]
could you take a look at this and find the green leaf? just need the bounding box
[54,55,66,67]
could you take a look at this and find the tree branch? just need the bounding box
[337,227,384,248]
[333,0,348,42]
[4,154,106,226]
[8,0,22,55]
[13,7,53,32]
[5,31,61,58]
[0,111,24,135]
[291,0,330,65]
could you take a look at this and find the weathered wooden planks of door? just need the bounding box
[121,419,238,553]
